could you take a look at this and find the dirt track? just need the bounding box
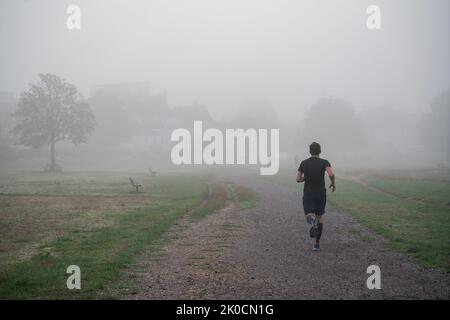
[125,175,450,300]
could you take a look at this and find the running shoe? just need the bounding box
[306,213,316,226]
[309,225,318,238]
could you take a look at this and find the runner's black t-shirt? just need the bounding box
[298,157,331,193]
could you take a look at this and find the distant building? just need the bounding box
[171,102,213,127]
[89,82,150,99]
[87,82,175,154]
[86,82,216,162]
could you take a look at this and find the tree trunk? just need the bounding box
[50,140,56,171]
[48,86,58,172]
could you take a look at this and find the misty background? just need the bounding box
[0,0,449,171]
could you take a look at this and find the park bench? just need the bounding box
[149,167,157,177]
[129,178,142,192]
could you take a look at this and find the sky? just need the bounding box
[0,0,448,121]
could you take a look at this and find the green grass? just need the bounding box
[0,171,213,299]
[330,179,450,272]
[190,181,257,219]
[362,176,450,206]
[227,183,257,209]
[263,168,450,272]
[190,183,228,220]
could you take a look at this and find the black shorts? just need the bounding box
[303,191,326,215]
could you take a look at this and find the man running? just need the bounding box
[296,142,336,251]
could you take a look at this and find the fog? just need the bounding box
[0,0,449,171]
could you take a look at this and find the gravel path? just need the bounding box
[125,174,449,300]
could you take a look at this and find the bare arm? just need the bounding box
[326,166,336,192]
[296,171,305,183]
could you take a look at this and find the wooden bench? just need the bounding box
[129,178,142,192]
[149,167,157,177]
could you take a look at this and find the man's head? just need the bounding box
[309,142,321,156]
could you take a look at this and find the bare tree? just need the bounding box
[12,74,95,171]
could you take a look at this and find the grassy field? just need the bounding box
[361,175,450,206]
[2,167,447,298]
[0,171,220,299]
[264,168,450,272]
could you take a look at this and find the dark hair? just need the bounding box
[309,142,321,156]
